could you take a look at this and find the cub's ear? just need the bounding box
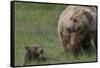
[83,10,93,23]
[25,46,29,50]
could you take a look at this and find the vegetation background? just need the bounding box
[14,2,96,66]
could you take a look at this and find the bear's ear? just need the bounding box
[83,10,93,23]
[25,46,30,50]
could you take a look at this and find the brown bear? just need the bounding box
[58,6,97,55]
[23,44,47,65]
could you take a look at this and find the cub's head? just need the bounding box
[25,44,43,57]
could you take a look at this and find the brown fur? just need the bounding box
[24,44,46,65]
[58,6,97,55]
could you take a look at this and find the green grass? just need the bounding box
[14,2,97,66]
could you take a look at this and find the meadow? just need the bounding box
[14,2,97,66]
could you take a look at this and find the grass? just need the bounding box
[14,2,97,66]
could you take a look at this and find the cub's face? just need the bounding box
[31,45,43,56]
[26,45,43,58]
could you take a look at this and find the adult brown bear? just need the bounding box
[58,6,97,55]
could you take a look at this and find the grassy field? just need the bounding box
[14,2,97,66]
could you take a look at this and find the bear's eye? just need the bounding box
[73,18,78,23]
[76,27,81,31]
[35,47,38,50]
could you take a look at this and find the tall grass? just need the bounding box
[14,2,96,66]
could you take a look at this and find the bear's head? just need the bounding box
[65,9,93,40]
[25,44,43,58]
[62,9,93,54]
[68,9,92,32]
